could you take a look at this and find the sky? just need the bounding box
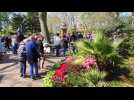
[9,12,132,19]
[15,12,132,15]
[120,12,132,16]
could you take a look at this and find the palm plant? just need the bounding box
[75,31,124,70]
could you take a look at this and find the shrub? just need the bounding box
[127,76,134,84]
[64,68,107,87]
[81,68,107,86]
[49,63,60,71]
[64,72,84,87]
[123,57,134,71]
[75,31,124,70]
[119,33,134,57]
[42,71,55,87]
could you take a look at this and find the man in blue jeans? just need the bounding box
[25,35,40,80]
[53,33,61,57]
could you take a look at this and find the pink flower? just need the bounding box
[82,57,96,69]
[65,56,73,63]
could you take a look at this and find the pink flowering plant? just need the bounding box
[82,57,96,70]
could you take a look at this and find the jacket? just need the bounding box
[25,40,40,62]
[17,41,26,62]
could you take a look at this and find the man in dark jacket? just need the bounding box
[70,32,77,42]
[36,36,44,69]
[62,35,69,56]
[25,36,40,79]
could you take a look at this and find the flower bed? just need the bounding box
[43,56,101,87]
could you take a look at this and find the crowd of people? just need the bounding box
[0,31,95,80]
[0,36,12,53]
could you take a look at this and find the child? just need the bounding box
[40,43,51,69]
[43,43,51,54]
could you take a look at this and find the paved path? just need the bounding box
[0,53,63,87]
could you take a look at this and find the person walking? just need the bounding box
[53,33,61,57]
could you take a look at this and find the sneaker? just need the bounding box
[34,75,41,79]
[22,75,26,78]
[36,75,41,78]
[30,76,36,80]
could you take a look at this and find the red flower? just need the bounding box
[52,63,69,82]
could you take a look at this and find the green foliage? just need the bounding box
[10,12,40,33]
[81,68,107,86]
[26,12,41,33]
[75,40,94,57]
[108,81,128,87]
[0,30,10,35]
[0,12,10,31]
[123,57,134,74]
[64,72,84,87]
[75,31,123,69]
[64,72,95,87]
[10,14,26,31]
[49,63,60,71]
[42,71,55,87]
[64,68,107,87]
[47,15,61,33]
[42,63,61,87]
[127,76,134,83]
[77,12,122,33]
[119,33,134,57]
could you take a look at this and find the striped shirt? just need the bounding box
[17,41,26,61]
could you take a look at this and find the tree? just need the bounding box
[26,12,40,33]
[75,12,122,33]
[47,15,61,33]
[0,12,10,31]
[10,14,26,32]
[131,12,134,16]
[38,12,50,43]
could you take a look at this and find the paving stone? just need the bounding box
[0,54,62,87]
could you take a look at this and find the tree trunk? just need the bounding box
[115,12,120,18]
[132,12,134,16]
[38,12,50,43]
